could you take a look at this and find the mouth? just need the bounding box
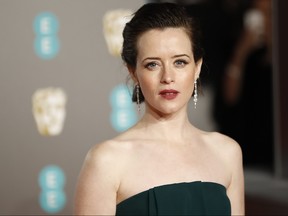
[159,89,179,100]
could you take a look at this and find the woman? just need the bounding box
[74,2,244,215]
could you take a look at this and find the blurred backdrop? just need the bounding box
[0,0,145,214]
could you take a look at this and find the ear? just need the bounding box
[194,58,203,80]
[127,65,138,83]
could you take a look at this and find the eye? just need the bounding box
[174,59,188,67]
[145,61,159,70]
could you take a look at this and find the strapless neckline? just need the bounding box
[116,181,231,215]
[117,181,227,206]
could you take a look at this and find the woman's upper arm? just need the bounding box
[74,142,120,215]
[227,141,245,215]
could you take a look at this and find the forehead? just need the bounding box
[137,28,192,56]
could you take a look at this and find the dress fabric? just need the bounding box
[116,181,231,215]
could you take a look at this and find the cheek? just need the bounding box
[138,75,158,99]
[183,73,194,82]
[181,74,195,95]
[139,78,153,94]
[138,74,157,91]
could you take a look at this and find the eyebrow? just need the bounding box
[142,54,191,62]
[173,54,191,59]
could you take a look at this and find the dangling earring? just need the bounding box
[136,84,140,113]
[193,80,198,109]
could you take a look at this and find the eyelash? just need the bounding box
[144,59,188,70]
[145,62,159,70]
[175,59,188,66]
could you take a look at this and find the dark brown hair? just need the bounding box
[122,2,204,103]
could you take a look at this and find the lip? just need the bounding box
[159,89,179,100]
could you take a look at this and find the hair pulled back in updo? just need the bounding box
[121,2,204,69]
[122,2,204,103]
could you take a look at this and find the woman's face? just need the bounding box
[131,27,202,115]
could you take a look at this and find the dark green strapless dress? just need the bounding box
[116,181,231,215]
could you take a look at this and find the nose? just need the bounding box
[160,66,174,84]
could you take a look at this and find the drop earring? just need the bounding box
[193,80,198,109]
[136,84,140,113]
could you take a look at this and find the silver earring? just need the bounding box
[193,80,198,109]
[136,84,140,113]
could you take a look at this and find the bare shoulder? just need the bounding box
[199,131,244,214]
[79,140,125,185]
[84,139,131,171]
[74,139,132,214]
[203,131,243,163]
[209,132,241,150]
[87,139,123,160]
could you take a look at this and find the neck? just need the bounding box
[135,104,195,142]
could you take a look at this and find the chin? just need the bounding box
[155,106,182,116]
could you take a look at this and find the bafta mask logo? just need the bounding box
[103,9,132,57]
[32,87,67,136]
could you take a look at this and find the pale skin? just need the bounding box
[74,28,245,215]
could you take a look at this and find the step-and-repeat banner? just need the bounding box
[0,1,144,214]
